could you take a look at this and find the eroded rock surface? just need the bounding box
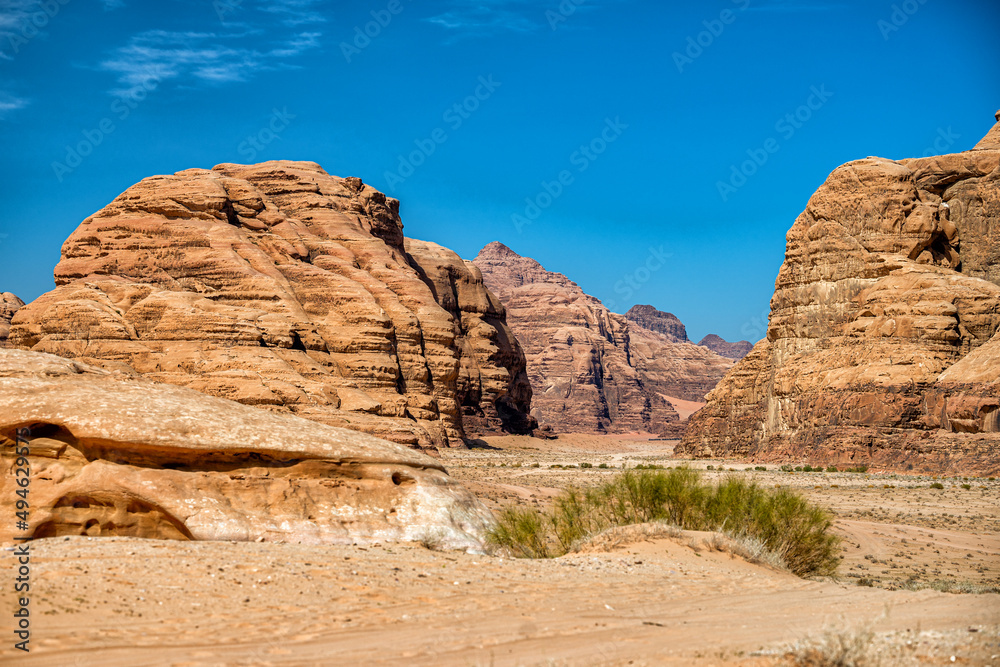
[8,162,533,449]
[0,348,492,548]
[0,293,22,347]
[681,114,1000,476]
[473,243,732,435]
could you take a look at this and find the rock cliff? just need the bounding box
[680,113,1000,476]
[0,348,492,548]
[473,243,732,435]
[8,162,533,449]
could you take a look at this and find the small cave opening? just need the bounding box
[909,232,960,270]
[290,331,308,352]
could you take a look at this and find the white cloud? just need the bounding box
[98,29,322,93]
[0,94,29,118]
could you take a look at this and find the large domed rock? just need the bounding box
[8,162,533,449]
[680,113,1000,476]
[0,348,492,548]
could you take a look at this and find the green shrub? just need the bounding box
[754,466,767,471]
[961,483,971,490]
[706,465,715,470]
[580,462,593,469]
[597,463,610,469]
[486,506,550,559]
[825,466,838,473]
[930,482,945,489]
[487,468,840,577]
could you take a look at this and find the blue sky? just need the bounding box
[0,0,997,342]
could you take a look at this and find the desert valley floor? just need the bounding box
[2,434,997,667]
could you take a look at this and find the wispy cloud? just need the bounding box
[426,0,542,37]
[426,0,630,39]
[0,93,29,118]
[102,0,126,9]
[260,0,327,26]
[98,29,322,93]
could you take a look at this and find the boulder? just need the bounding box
[0,348,492,548]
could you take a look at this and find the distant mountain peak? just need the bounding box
[625,305,688,343]
[697,334,753,360]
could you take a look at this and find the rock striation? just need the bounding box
[473,243,732,435]
[0,348,493,548]
[8,162,533,449]
[681,113,1000,476]
[0,293,22,347]
[697,334,753,360]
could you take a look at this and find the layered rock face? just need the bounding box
[0,293,22,347]
[8,162,533,449]
[681,113,1000,476]
[473,243,732,435]
[0,348,493,548]
[697,334,753,360]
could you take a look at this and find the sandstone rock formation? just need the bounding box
[0,348,493,548]
[681,113,1000,476]
[697,334,753,360]
[625,305,687,342]
[473,243,732,435]
[8,162,533,449]
[0,293,22,347]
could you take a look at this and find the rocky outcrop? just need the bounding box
[8,162,533,449]
[681,113,1000,476]
[0,348,492,548]
[625,305,687,342]
[473,243,732,435]
[0,293,22,347]
[697,334,753,360]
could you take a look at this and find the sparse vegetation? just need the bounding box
[486,468,841,577]
[930,482,945,490]
[789,625,878,666]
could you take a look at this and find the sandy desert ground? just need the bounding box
[2,434,998,666]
